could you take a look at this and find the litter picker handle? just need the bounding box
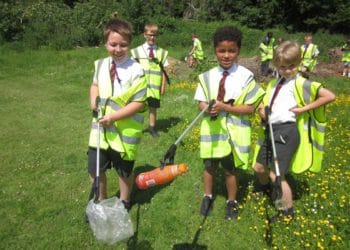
[160,100,215,167]
[265,106,280,177]
[94,96,102,202]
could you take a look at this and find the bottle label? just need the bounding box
[146,179,156,187]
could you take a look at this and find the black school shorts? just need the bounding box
[256,122,300,175]
[87,147,134,178]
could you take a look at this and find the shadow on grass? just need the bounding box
[154,116,182,133]
[172,216,208,250]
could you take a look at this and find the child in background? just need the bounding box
[88,19,147,210]
[194,26,265,220]
[259,32,275,76]
[253,41,335,223]
[131,23,169,137]
[341,39,350,77]
[300,34,319,75]
[188,33,204,67]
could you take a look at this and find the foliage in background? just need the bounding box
[0,0,349,50]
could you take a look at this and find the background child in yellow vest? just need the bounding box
[259,32,275,76]
[188,33,204,67]
[253,41,335,223]
[194,26,265,220]
[88,19,147,210]
[131,23,169,137]
[341,38,350,77]
[300,34,319,75]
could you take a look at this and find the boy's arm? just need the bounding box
[290,87,336,115]
[161,71,167,95]
[213,101,255,115]
[99,101,145,127]
[90,84,99,110]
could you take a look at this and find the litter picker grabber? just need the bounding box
[160,100,215,168]
[88,96,102,203]
[265,106,283,208]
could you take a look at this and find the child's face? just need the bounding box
[278,63,298,80]
[105,31,129,62]
[144,29,158,46]
[215,41,240,69]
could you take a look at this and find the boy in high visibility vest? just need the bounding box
[194,26,265,220]
[300,34,319,75]
[259,32,275,76]
[341,39,350,77]
[188,34,204,67]
[253,41,335,223]
[88,19,147,210]
[131,23,169,137]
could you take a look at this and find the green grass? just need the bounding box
[0,46,349,249]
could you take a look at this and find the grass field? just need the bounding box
[0,46,349,249]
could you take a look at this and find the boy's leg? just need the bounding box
[254,162,270,185]
[200,162,216,216]
[88,147,109,201]
[225,170,239,220]
[203,166,216,196]
[149,107,159,137]
[119,175,133,203]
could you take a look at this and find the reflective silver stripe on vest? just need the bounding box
[131,88,147,102]
[201,133,228,142]
[312,139,324,151]
[245,82,260,102]
[148,84,160,90]
[230,139,251,153]
[106,126,140,144]
[100,97,108,106]
[257,139,264,146]
[108,102,144,123]
[91,122,103,131]
[303,79,312,104]
[149,70,162,76]
[227,116,251,127]
[310,119,325,132]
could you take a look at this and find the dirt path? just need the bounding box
[167,55,343,83]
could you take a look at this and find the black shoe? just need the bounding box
[269,208,294,224]
[200,196,213,216]
[225,200,239,220]
[149,127,160,137]
[121,200,132,211]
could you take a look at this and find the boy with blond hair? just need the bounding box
[131,23,169,137]
[253,41,335,223]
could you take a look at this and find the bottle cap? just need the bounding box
[178,163,188,173]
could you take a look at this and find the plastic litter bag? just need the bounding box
[86,197,134,245]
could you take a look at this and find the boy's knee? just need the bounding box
[254,162,266,174]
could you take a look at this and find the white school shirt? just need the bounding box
[194,64,254,102]
[93,56,144,97]
[142,42,169,67]
[269,76,298,124]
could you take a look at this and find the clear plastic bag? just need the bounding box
[86,197,134,245]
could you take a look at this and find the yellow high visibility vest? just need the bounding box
[253,76,327,173]
[259,38,275,61]
[300,43,318,72]
[341,44,350,62]
[198,69,265,169]
[88,57,147,161]
[193,38,204,60]
[131,46,168,100]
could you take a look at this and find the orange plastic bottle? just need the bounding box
[135,163,188,190]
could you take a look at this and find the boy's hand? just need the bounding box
[99,114,113,127]
[289,106,304,115]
